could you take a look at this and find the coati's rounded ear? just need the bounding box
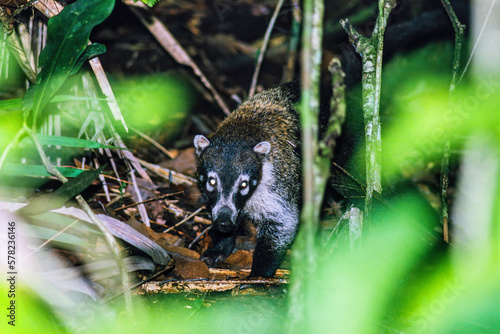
[253,141,271,155]
[194,135,210,156]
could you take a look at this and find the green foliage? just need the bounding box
[19,134,124,150]
[288,42,500,333]
[309,195,435,333]
[0,286,68,333]
[140,0,160,7]
[0,163,84,178]
[0,98,22,110]
[0,0,116,181]
[22,0,114,122]
[0,100,23,151]
[18,166,104,216]
[70,43,107,75]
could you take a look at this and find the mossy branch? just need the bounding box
[441,0,466,92]
[440,0,466,242]
[340,0,395,225]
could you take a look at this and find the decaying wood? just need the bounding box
[137,268,289,294]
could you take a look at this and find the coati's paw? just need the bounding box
[200,250,228,266]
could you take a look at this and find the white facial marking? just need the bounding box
[206,171,218,193]
[238,174,250,196]
[210,172,254,223]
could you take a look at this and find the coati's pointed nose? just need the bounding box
[213,207,235,233]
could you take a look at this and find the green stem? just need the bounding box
[440,0,466,242]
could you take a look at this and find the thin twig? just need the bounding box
[441,140,451,243]
[88,57,128,131]
[115,192,182,212]
[287,0,325,331]
[282,0,301,83]
[248,0,285,98]
[163,207,204,234]
[128,169,151,227]
[188,225,211,249]
[440,0,466,91]
[129,125,175,159]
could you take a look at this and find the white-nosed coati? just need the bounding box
[194,82,302,278]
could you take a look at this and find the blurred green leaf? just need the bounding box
[0,98,22,111]
[22,0,114,120]
[141,0,159,7]
[0,163,84,178]
[49,95,106,103]
[19,135,124,150]
[113,73,195,143]
[0,109,24,152]
[308,194,434,333]
[0,285,67,333]
[17,166,104,216]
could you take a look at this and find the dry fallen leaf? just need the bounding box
[224,250,253,269]
[168,252,209,279]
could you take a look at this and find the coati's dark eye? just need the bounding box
[240,181,248,189]
[208,177,217,186]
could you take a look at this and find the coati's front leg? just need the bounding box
[249,219,297,278]
[201,227,238,266]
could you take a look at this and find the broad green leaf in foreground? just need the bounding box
[22,0,114,121]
